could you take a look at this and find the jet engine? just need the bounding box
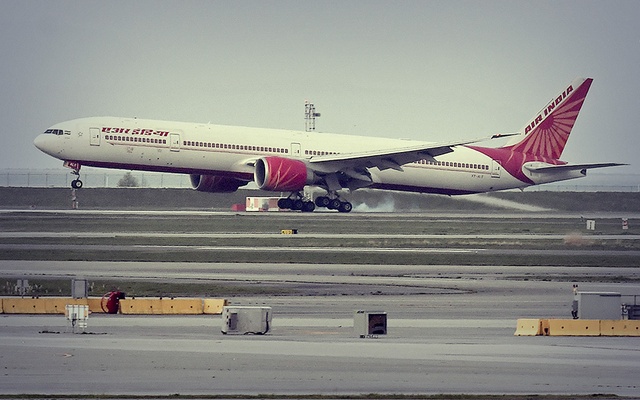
[190,174,248,193]
[254,156,316,191]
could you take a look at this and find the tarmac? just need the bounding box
[1,207,640,397]
[2,260,640,396]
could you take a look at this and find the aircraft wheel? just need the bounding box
[338,201,353,213]
[315,196,330,208]
[292,199,304,211]
[301,201,315,212]
[328,198,341,210]
[71,179,83,189]
[278,198,292,209]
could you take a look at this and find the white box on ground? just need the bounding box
[65,304,89,333]
[221,306,272,335]
[354,310,387,338]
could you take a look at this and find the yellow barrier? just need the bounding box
[1,297,226,315]
[87,297,105,313]
[2,298,47,314]
[203,298,227,315]
[600,320,640,337]
[161,298,203,315]
[515,319,640,336]
[119,298,215,315]
[119,298,162,314]
[546,319,600,336]
[541,319,551,336]
[44,298,88,314]
[514,319,543,336]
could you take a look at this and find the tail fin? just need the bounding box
[504,77,593,159]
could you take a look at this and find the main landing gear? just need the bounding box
[277,192,353,213]
[314,195,353,213]
[277,193,316,212]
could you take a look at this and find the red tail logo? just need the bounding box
[504,78,593,159]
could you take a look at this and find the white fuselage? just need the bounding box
[34,116,580,195]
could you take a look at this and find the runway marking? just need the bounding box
[2,232,639,240]
[2,244,639,257]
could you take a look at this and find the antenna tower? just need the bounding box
[304,101,321,132]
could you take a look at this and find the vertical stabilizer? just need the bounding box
[504,78,593,159]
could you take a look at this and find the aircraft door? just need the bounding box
[491,160,501,178]
[291,142,301,157]
[170,133,180,152]
[90,127,100,146]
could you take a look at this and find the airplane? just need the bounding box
[34,77,625,212]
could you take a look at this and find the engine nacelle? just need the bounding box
[254,156,315,191]
[190,174,247,193]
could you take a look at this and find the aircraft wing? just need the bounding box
[524,162,628,173]
[308,133,516,173]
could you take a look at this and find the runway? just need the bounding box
[2,260,640,396]
[1,211,640,397]
[3,314,640,396]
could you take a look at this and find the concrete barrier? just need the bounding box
[87,297,105,313]
[120,298,162,314]
[1,297,226,315]
[514,318,544,336]
[541,318,551,335]
[160,298,203,315]
[547,319,601,336]
[119,298,221,315]
[2,298,47,314]
[44,298,89,314]
[203,298,227,314]
[600,320,640,336]
[516,318,640,336]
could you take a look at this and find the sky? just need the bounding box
[1,0,639,181]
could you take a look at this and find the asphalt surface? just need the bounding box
[1,210,640,397]
[2,260,640,396]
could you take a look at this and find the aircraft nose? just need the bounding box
[33,133,56,155]
[33,134,47,151]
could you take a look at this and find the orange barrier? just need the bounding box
[514,319,543,336]
[600,320,640,337]
[516,319,640,336]
[1,297,226,315]
[119,298,162,314]
[120,298,204,315]
[203,298,228,314]
[541,318,551,336]
[2,298,48,314]
[87,297,105,313]
[546,319,600,336]
[44,298,88,314]
[160,298,203,315]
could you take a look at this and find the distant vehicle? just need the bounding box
[34,77,624,212]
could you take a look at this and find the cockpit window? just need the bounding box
[43,129,70,135]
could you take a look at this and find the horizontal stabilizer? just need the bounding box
[524,162,627,173]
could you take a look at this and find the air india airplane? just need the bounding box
[34,77,624,212]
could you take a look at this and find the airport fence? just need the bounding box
[0,169,193,189]
[0,169,638,192]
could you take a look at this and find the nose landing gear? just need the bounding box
[71,173,83,189]
[64,161,83,189]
